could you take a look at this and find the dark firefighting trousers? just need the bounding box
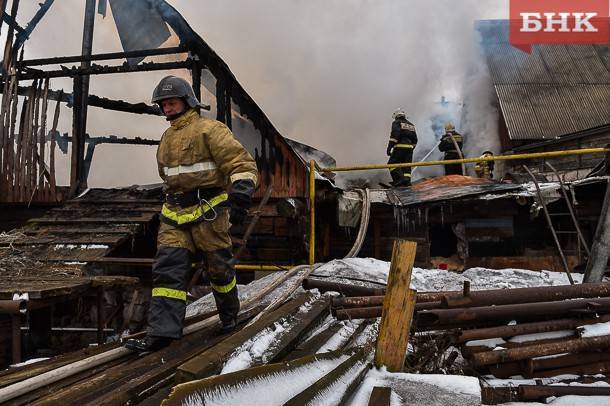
[444,151,464,176]
[147,208,239,339]
[388,148,414,186]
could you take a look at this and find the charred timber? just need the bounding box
[17,60,194,80]
[472,334,610,366]
[18,46,186,67]
[0,84,162,115]
[456,314,610,344]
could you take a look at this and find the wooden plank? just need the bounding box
[374,240,417,372]
[175,294,312,383]
[0,279,90,299]
[369,386,392,406]
[28,215,154,224]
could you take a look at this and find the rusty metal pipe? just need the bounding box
[442,282,610,308]
[518,384,610,401]
[0,300,27,314]
[302,279,385,297]
[331,282,610,308]
[472,334,610,366]
[534,360,610,378]
[490,352,610,378]
[335,306,383,320]
[418,297,610,327]
[456,314,610,344]
[332,296,384,308]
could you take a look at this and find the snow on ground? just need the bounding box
[350,367,481,406]
[221,295,323,374]
[579,321,610,338]
[503,397,610,406]
[9,357,48,368]
[311,258,582,292]
[183,355,351,406]
[317,320,362,353]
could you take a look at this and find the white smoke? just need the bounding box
[2,0,508,187]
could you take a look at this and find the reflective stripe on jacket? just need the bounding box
[160,192,229,227]
[157,109,258,193]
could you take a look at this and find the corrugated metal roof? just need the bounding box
[478,20,610,140]
[388,175,523,207]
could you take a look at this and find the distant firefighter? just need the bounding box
[439,123,464,176]
[474,151,495,179]
[386,108,417,187]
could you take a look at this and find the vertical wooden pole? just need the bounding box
[309,160,316,266]
[374,240,417,372]
[374,220,381,259]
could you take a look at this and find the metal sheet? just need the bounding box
[389,176,523,207]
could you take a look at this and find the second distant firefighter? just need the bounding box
[386,109,418,187]
[474,151,495,179]
[439,123,464,176]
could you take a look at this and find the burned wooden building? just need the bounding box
[0,0,315,368]
[478,20,610,181]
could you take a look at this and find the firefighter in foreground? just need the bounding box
[439,123,464,176]
[386,109,417,187]
[474,151,495,179]
[125,76,258,352]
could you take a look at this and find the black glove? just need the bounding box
[386,145,393,156]
[228,179,255,226]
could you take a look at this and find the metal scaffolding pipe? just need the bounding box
[471,334,610,366]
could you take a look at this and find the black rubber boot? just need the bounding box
[124,335,172,353]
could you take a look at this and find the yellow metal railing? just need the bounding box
[307,147,610,265]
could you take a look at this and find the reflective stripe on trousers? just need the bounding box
[394,144,414,149]
[211,276,237,293]
[152,287,187,301]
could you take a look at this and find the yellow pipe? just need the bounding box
[235,264,291,271]
[321,147,610,172]
[309,160,316,266]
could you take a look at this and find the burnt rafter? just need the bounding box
[18,46,187,67]
[1,84,162,115]
[17,59,194,81]
[13,0,55,51]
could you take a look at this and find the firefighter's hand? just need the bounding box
[228,180,254,226]
[386,146,393,156]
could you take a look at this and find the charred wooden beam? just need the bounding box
[13,0,54,51]
[0,85,162,115]
[19,46,186,67]
[17,60,194,81]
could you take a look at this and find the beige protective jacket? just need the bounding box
[157,109,258,193]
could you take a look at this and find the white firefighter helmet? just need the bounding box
[445,122,455,132]
[392,108,406,120]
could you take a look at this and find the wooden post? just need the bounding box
[374,240,417,371]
